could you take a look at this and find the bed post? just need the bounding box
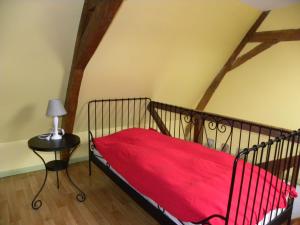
[88,135,92,176]
[148,99,153,129]
[88,101,92,176]
[225,155,241,225]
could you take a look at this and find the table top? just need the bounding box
[28,133,80,152]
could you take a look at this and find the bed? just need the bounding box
[87,98,300,225]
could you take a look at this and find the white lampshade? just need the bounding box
[46,99,67,117]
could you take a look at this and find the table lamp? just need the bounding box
[46,99,67,140]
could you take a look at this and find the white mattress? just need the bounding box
[92,149,284,225]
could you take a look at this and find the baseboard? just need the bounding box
[0,156,88,178]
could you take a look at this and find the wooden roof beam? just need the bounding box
[196,11,270,111]
[75,0,123,70]
[229,41,278,71]
[250,29,300,42]
[61,0,123,159]
[63,0,123,133]
[196,13,300,112]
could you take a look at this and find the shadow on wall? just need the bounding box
[74,101,89,133]
[39,1,81,71]
[39,0,83,101]
[5,104,36,140]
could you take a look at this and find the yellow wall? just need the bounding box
[0,0,83,176]
[0,0,259,176]
[0,0,83,142]
[206,3,300,130]
[76,0,259,131]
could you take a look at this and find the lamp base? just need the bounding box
[51,133,63,140]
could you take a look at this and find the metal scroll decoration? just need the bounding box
[207,118,231,133]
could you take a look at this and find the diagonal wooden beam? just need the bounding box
[229,41,278,71]
[249,28,300,43]
[62,0,123,133]
[196,11,270,111]
[75,0,123,70]
[61,0,123,159]
[71,0,98,67]
[147,104,171,136]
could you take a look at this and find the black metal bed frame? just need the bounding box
[88,97,300,225]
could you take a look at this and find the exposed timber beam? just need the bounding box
[61,0,123,159]
[229,41,278,71]
[250,29,300,43]
[196,11,270,111]
[71,0,99,67]
[75,0,124,70]
[63,0,123,132]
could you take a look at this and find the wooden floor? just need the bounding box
[0,161,299,225]
[0,162,159,225]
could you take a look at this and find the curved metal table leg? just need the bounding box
[66,146,86,202]
[66,168,86,202]
[31,150,48,210]
[54,151,59,189]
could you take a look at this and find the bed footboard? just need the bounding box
[226,130,300,225]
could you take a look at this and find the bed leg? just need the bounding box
[287,216,292,225]
[89,161,92,176]
[89,151,92,176]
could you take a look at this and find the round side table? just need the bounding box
[28,133,86,209]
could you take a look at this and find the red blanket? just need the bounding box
[93,128,297,225]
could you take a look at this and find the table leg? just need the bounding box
[55,151,59,189]
[31,150,48,210]
[65,146,86,202]
[66,168,86,202]
[56,172,59,189]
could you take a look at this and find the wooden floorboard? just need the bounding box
[1,161,299,225]
[0,162,159,225]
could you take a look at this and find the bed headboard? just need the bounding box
[88,98,152,138]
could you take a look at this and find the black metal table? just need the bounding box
[28,133,86,209]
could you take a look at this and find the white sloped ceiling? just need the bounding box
[241,0,300,10]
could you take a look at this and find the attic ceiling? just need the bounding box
[241,0,300,10]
